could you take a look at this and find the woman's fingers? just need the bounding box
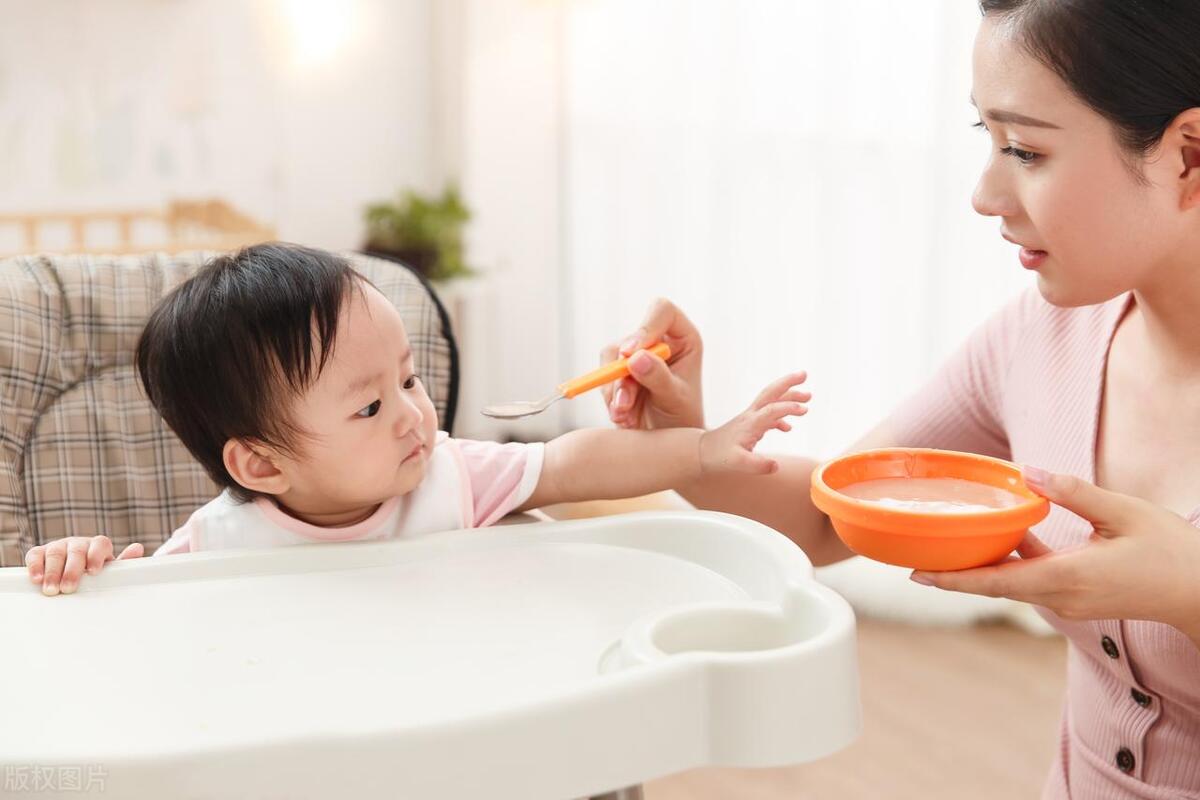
[1016,530,1053,559]
[911,549,1070,605]
[624,350,687,412]
[607,299,707,431]
[1022,466,1139,533]
[599,343,620,413]
[611,376,640,418]
[621,297,702,356]
[601,345,647,424]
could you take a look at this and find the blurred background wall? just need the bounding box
[0,0,1032,450]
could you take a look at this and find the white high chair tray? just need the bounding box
[2,511,860,799]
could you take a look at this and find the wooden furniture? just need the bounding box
[0,199,274,257]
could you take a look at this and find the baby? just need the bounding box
[25,243,809,595]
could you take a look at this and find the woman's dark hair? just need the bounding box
[135,242,367,502]
[980,0,1200,159]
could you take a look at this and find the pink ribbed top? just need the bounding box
[885,289,1200,799]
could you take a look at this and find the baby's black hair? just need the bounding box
[135,242,367,502]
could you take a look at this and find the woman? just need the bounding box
[602,2,1200,797]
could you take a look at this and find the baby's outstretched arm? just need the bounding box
[519,372,809,509]
[25,536,144,596]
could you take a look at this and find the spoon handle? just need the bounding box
[556,343,671,399]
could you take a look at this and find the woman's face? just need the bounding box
[971,14,1190,307]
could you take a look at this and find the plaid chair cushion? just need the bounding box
[0,251,458,566]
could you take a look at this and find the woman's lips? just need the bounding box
[1001,233,1048,270]
[1019,248,1048,270]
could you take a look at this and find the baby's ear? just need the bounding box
[222,438,289,495]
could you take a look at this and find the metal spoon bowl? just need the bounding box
[479,343,671,421]
[481,394,565,420]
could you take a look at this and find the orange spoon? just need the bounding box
[481,343,671,419]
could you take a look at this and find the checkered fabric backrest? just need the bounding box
[0,252,458,566]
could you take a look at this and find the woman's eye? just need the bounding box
[402,374,420,390]
[1000,145,1040,164]
[356,399,382,418]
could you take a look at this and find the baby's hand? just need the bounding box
[25,536,144,596]
[698,372,810,475]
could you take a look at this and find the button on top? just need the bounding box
[1116,748,1135,773]
[1131,688,1152,708]
[1101,635,1120,659]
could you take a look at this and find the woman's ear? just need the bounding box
[222,438,290,496]
[1172,108,1200,211]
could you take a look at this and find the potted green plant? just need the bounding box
[363,185,474,282]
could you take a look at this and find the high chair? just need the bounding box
[0,252,859,799]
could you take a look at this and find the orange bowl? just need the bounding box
[810,448,1050,571]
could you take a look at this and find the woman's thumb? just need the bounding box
[1022,466,1130,532]
[627,350,684,402]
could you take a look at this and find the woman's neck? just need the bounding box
[1132,251,1200,377]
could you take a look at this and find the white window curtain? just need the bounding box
[562,0,1032,458]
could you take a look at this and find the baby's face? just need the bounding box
[272,282,439,519]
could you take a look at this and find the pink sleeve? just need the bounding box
[879,289,1040,460]
[153,515,201,556]
[451,439,546,528]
